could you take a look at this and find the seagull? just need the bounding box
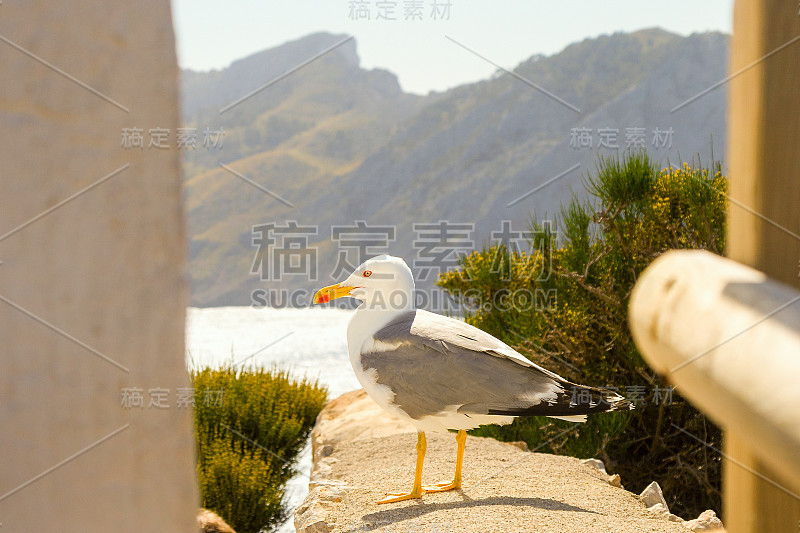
[313,255,631,504]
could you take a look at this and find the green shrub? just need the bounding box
[193,366,327,533]
[438,152,726,518]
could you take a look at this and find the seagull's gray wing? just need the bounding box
[363,309,619,421]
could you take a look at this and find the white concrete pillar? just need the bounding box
[0,1,197,530]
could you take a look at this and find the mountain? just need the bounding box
[181,33,426,305]
[183,29,728,307]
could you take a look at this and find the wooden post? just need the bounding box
[0,1,197,531]
[728,0,800,286]
[727,0,800,531]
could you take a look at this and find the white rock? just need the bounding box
[508,441,530,452]
[685,509,724,531]
[646,503,684,523]
[648,503,669,515]
[298,517,331,533]
[640,481,668,510]
[607,473,623,488]
[197,508,236,532]
[311,456,339,481]
[294,489,333,533]
[581,458,608,475]
[319,484,349,504]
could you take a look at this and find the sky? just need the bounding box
[171,0,734,95]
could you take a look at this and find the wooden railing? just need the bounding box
[629,250,800,532]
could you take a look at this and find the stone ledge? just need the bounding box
[295,390,722,533]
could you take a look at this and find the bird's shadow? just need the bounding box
[357,492,596,531]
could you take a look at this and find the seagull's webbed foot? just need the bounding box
[377,487,426,504]
[422,480,461,492]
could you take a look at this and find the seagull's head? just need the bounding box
[313,255,415,310]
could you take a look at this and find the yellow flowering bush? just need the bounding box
[439,152,727,518]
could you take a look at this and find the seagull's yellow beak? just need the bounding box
[313,282,356,304]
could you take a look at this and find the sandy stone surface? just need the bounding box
[325,434,688,533]
[296,390,689,533]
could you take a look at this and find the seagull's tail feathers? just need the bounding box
[549,414,588,423]
[476,383,634,421]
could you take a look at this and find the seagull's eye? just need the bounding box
[362,270,372,277]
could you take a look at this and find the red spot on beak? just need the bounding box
[318,293,330,303]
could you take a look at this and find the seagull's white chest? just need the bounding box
[346,308,411,421]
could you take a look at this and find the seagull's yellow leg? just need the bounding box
[377,431,427,504]
[423,429,466,492]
